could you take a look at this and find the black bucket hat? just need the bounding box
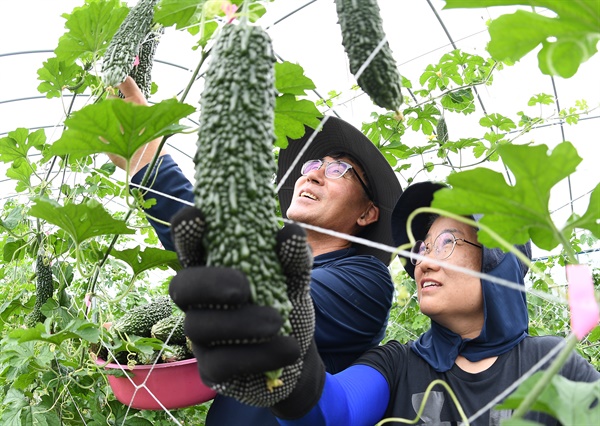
[391,181,531,278]
[277,116,402,265]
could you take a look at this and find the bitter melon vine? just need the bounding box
[193,22,292,336]
[334,0,404,112]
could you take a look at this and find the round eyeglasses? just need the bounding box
[411,231,483,266]
[301,159,373,200]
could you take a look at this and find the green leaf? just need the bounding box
[9,319,100,346]
[36,58,88,99]
[275,61,316,96]
[443,1,600,78]
[0,388,28,425]
[0,128,46,163]
[566,182,600,239]
[155,0,206,30]
[405,104,440,134]
[528,93,554,106]
[432,142,582,250]
[6,161,34,193]
[441,88,475,114]
[28,198,135,246]
[110,246,180,276]
[49,98,195,162]
[479,113,517,131]
[274,95,322,148]
[496,372,600,425]
[55,0,128,64]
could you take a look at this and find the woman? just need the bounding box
[170,181,600,425]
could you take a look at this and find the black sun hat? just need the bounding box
[277,116,402,265]
[391,181,532,278]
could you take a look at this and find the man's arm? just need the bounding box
[131,155,194,251]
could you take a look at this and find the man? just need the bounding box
[111,78,402,425]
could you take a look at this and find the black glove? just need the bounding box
[169,206,325,413]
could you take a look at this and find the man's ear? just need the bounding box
[357,203,379,227]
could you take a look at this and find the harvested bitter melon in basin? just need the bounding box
[151,313,186,344]
[334,0,404,111]
[112,296,173,337]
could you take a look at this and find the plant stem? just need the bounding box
[511,333,578,419]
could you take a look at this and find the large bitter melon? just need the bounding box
[25,251,54,327]
[335,0,404,112]
[193,22,292,334]
[119,25,164,100]
[102,0,159,88]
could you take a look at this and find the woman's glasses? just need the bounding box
[411,231,482,266]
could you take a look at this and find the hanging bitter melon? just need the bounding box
[102,0,160,89]
[25,251,54,327]
[334,0,404,112]
[193,22,292,335]
[437,116,449,143]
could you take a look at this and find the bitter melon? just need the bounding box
[119,25,164,100]
[193,21,292,337]
[25,251,54,327]
[151,314,186,344]
[101,0,159,88]
[334,0,403,111]
[112,296,173,337]
[437,116,449,143]
[162,344,193,363]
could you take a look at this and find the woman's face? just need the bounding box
[414,216,484,337]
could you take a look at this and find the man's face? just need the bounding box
[285,156,375,236]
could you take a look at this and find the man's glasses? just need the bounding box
[411,231,483,266]
[300,159,373,200]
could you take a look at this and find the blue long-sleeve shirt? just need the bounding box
[131,154,395,426]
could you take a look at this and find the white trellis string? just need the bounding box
[128,178,566,306]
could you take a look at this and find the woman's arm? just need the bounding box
[277,365,389,426]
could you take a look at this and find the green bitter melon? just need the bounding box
[101,0,159,89]
[193,21,292,388]
[25,251,54,327]
[112,296,173,337]
[437,116,449,143]
[334,0,404,112]
[119,24,164,100]
[151,314,186,344]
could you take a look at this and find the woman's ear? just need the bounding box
[357,203,379,227]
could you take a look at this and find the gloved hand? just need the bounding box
[169,206,325,413]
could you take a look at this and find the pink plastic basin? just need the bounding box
[98,358,216,410]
